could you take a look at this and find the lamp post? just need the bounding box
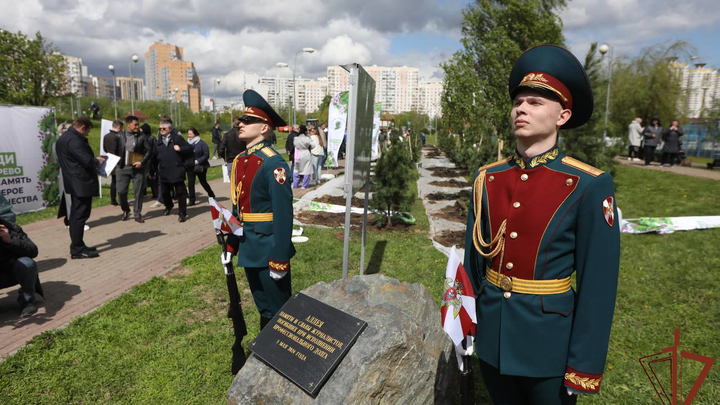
[292,48,315,126]
[175,87,181,128]
[129,54,139,115]
[214,78,221,124]
[171,89,177,124]
[109,64,118,120]
[276,62,290,125]
[598,43,613,143]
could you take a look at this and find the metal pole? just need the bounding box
[359,180,369,275]
[112,71,118,120]
[70,94,75,119]
[129,60,134,115]
[341,66,358,279]
[214,80,217,123]
[602,46,613,143]
[179,98,182,128]
[293,50,304,126]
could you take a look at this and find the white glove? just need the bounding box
[454,335,474,372]
[567,387,584,396]
[269,270,287,280]
[220,252,233,275]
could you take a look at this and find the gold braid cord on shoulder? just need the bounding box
[472,170,507,263]
[230,156,241,206]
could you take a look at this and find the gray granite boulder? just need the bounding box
[227,274,458,404]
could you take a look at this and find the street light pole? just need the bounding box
[276,62,290,126]
[174,87,181,128]
[109,65,117,120]
[129,54,139,115]
[599,43,613,143]
[292,47,315,126]
[214,78,221,123]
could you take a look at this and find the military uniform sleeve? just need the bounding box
[565,173,620,394]
[463,170,487,298]
[267,157,295,271]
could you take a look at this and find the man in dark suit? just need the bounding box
[219,117,246,175]
[211,122,222,159]
[55,117,106,259]
[154,119,193,222]
[114,115,153,223]
[102,120,123,206]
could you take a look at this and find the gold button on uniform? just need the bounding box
[506,262,514,270]
[489,175,495,182]
[520,174,529,181]
[504,292,512,299]
[566,178,573,186]
[513,202,520,208]
[510,232,518,239]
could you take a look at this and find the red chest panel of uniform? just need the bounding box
[485,166,578,279]
[235,154,264,213]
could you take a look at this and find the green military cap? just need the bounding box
[508,45,594,129]
[240,89,288,129]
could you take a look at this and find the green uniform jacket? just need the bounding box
[463,146,620,394]
[228,140,295,270]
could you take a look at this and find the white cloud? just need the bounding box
[560,0,720,59]
[0,0,463,101]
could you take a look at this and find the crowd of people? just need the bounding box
[284,123,328,189]
[53,115,220,261]
[627,116,685,167]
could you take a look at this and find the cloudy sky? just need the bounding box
[2,0,719,102]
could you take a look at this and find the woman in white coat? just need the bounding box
[292,125,317,189]
[309,126,325,185]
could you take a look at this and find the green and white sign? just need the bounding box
[0,106,57,214]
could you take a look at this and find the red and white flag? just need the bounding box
[441,246,476,346]
[208,197,243,236]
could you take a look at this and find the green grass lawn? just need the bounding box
[2,165,719,404]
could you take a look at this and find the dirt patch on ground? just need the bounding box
[164,265,192,279]
[297,211,413,231]
[434,230,466,247]
[314,195,366,208]
[429,179,469,188]
[426,167,462,178]
[426,189,472,201]
[434,201,469,223]
[424,145,442,159]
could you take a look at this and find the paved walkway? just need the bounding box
[0,157,343,359]
[615,157,720,181]
[418,147,471,258]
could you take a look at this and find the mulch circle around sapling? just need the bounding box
[434,230,466,247]
[428,179,469,188]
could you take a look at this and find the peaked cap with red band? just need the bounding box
[240,89,287,129]
[508,44,594,129]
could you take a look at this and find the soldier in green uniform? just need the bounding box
[463,45,620,404]
[226,90,295,330]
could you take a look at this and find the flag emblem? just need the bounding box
[209,197,243,236]
[441,246,477,346]
[274,167,286,184]
[603,196,614,227]
[443,278,465,318]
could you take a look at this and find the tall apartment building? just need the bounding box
[144,41,203,113]
[115,77,145,102]
[419,81,443,118]
[58,54,88,96]
[91,76,120,100]
[670,61,720,118]
[298,77,328,113]
[327,65,421,114]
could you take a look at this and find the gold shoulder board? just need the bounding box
[561,156,604,177]
[261,147,277,157]
[478,156,512,172]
